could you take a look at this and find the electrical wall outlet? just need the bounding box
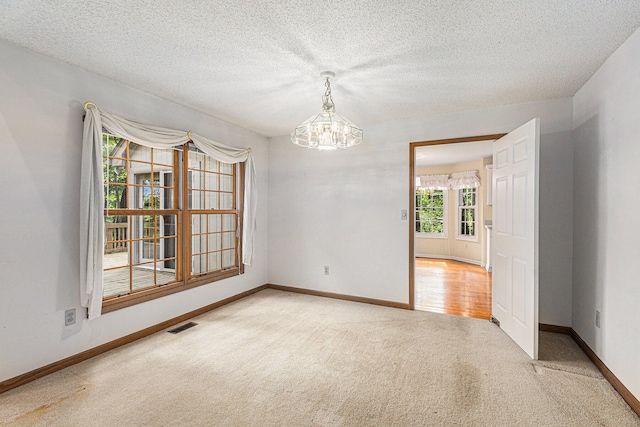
[65,308,76,326]
[595,310,601,328]
[324,265,329,275]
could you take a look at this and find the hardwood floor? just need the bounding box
[414,258,492,320]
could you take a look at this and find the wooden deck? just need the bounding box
[415,258,492,320]
[103,252,175,297]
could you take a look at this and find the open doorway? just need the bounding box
[409,134,505,320]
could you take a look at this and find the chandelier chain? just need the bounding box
[322,78,335,112]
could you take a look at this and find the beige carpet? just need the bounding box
[1,289,638,426]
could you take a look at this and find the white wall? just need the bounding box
[538,130,574,327]
[0,40,269,383]
[269,97,574,326]
[572,27,640,399]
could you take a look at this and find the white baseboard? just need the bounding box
[415,254,484,267]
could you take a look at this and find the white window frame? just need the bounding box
[456,187,478,242]
[415,188,448,239]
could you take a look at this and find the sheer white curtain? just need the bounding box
[80,103,257,319]
[449,170,480,190]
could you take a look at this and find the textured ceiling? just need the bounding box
[1,1,640,137]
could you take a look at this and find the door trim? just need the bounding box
[409,134,506,310]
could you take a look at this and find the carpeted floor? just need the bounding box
[1,289,638,426]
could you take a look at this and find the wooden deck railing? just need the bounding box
[105,222,127,254]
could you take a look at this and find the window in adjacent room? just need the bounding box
[457,187,477,241]
[415,188,448,238]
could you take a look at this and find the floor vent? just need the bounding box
[168,322,198,334]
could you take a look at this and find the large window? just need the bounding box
[415,189,448,237]
[187,145,238,276]
[102,135,242,311]
[457,187,477,241]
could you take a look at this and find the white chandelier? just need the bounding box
[291,71,363,151]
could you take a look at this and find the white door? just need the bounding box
[492,118,540,359]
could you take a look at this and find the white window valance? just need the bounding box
[417,171,481,190]
[449,170,480,190]
[80,102,257,320]
[418,174,451,190]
